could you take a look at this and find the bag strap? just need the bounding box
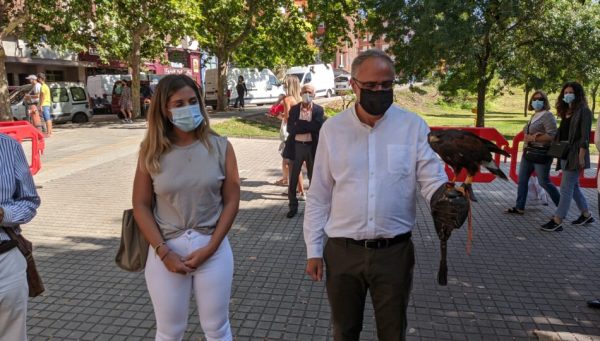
[4,226,32,257]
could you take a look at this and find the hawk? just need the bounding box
[428,129,510,201]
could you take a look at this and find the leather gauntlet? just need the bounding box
[430,182,469,285]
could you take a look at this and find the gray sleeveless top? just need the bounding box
[151,135,228,240]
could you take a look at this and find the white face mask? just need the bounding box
[302,93,314,104]
[169,104,204,132]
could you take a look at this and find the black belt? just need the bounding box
[0,240,18,255]
[333,232,412,249]
[295,140,312,145]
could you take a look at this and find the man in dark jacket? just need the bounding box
[284,84,324,218]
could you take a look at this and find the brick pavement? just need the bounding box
[21,128,600,340]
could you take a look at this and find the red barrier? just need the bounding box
[430,127,510,182]
[0,121,45,175]
[509,130,598,188]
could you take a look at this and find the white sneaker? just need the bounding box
[298,192,306,201]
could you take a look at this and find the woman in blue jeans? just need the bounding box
[506,90,560,214]
[541,81,594,232]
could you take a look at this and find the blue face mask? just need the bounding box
[170,104,204,132]
[531,100,544,111]
[563,93,575,104]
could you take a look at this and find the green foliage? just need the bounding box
[307,0,361,63]
[190,0,316,110]
[0,1,94,120]
[91,0,189,63]
[363,0,550,126]
[232,3,316,69]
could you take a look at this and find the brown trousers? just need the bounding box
[324,237,415,341]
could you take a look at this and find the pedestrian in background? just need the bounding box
[120,80,133,123]
[541,81,594,232]
[505,90,559,214]
[0,133,41,341]
[37,73,53,137]
[284,84,324,218]
[275,76,305,196]
[132,74,240,341]
[233,76,247,111]
[24,74,43,132]
[303,49,467,340]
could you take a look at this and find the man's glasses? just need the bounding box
[352,78,395,90]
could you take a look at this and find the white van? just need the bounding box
[204,68,283,109]
[87,74,126,107]
[10,82,93,123]
[87,73,161,114]
[286,63,336,98]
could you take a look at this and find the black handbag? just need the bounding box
[524,145,550,164]
[547,141,570,159]
[523,122,551,164]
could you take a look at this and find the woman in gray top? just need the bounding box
[506,90,560,214]
[132,75,240,340]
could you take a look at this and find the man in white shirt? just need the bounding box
[303,49,468,340]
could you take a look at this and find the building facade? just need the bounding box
[2,36,92,86]
[3,36,205,87]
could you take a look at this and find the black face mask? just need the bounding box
[359,88,394,116]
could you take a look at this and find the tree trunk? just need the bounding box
[0,44,12,121]
[475,78,486,127]
[523,86,530,117]
[216,53,229,111]
[130,34,142,118]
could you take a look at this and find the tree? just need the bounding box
[232,4,316,71]
[499,1,600,117]
[0,1,92,121]
[306,0,361,63]
[191,0,317,111]
[91,0,192,118]
[364,0,549,127]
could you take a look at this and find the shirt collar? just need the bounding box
[351,104,392,129]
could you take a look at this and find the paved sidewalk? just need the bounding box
[21,131,600,340]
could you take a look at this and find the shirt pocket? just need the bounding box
[387,144,411,175]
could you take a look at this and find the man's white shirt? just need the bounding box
[303,104,448,259]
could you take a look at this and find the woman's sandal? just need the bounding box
[274,179,288,186]
[505,207,524,215]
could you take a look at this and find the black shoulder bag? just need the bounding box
[523,119,551,164]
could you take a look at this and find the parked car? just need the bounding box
[286,63,336,98]
[334,74,351,94]
[10,82,93,124]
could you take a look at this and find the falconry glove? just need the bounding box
[430,182,469,285]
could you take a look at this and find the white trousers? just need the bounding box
[0,248,28,341]
[145,230,234,341]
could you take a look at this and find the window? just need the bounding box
[52,88,69,102]
[70,87,87,102]
[269,75,278,85]
[304,73,312,84]
[168,50,189,68]
[46,70,65,82]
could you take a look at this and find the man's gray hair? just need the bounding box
[351,49,395,78]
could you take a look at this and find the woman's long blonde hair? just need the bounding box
[283,75,301,103]
[139,75,213,174]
